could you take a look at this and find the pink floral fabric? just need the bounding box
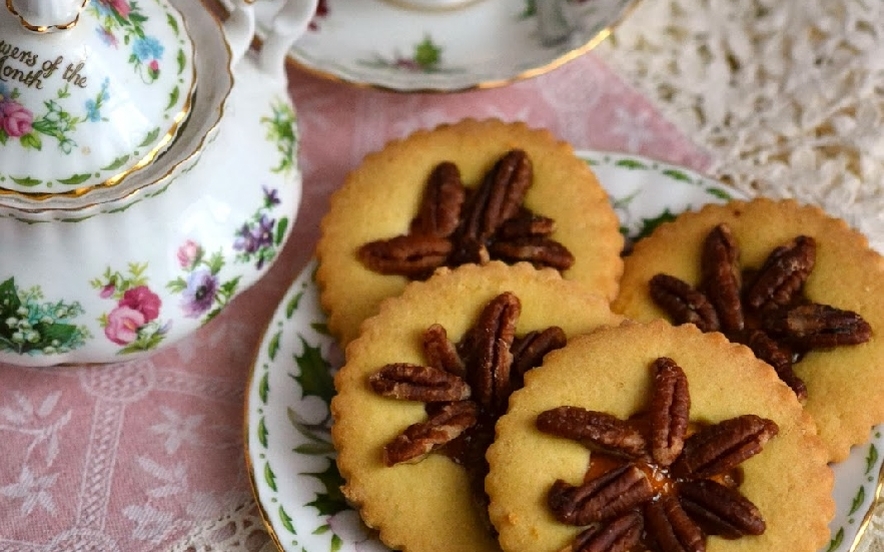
[0,53,708,550]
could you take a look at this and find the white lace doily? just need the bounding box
[597,1,884,548]
[175,1,884,550]
[597,0,884,254]
[169,502,276,552]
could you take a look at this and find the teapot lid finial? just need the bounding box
[6,0,88,32]
[0,0,197,196]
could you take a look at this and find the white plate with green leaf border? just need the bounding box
[244,150,884,552]
[245,0,638,92]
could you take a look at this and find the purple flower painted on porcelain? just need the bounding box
[263,186,281,208]
[180,269,218,319]
[233,185,289,270]
[235,215,275,255]
[167,241,239,323]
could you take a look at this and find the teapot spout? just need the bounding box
[257,0,319,78]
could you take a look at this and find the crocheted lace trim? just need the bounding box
[597,0,884,253]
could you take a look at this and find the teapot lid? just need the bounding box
[0,0,195,195]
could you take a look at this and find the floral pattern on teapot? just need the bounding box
[91,183,289,355]
[0,277,90,356]
[0,80,109,155]
[262,100,298,175]
[234,186,290,270]
[168,184,291,323]
[0,92,301,358]
[92,263,171,354]
[88,0,166,83]
[168,241,240,323]
[0,0,190,191]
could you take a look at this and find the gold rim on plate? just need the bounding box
[212,0,643,93]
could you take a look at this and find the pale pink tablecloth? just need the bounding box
[0,52,709,551]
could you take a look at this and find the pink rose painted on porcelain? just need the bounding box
[99,282,116,299]
[148,59,160,80]
[93,265,170,354]
[118,286,161,322]
[0,101,34,138]
[101,0,131,18]
[177,240,201,270]
[104,306,145,345]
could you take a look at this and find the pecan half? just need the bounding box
[383,401,478,466]
[537,406,647,458]
[510,326,567,386]
[497,210,556,240]
[410,161,466,238]
[462,292,520,414]
[650,274,720,332]
[568,511,643,552]
[649,357,690,467]
[358,234,452,278]
[423,323,466,378]
[745,329,807,401]
[489,236,575,271]
[644,494,705,552]
[458,149,533,242]
[446,235,490,267]
[369,363,470,402]
[701,224,744,333]
[763,304,872,349]
[548,464,655,526]
[679,479,765,538]
[745,236,816,310]
[671,414,779,479]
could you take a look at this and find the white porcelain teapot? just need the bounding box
[0,0,317,366]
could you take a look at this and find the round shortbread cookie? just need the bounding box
[317,118,623,346]
[331,261,622,552]
[611,198,884,462]
[486,320,833,552]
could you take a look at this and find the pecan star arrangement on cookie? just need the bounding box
[613,198,884,462]
[317,118,623,345]
[371,291,566,471]
[331,261,622,552]
[358,148,576,279]
[648,223,870,401]
[537,357,778,552]
[486,321,834,552]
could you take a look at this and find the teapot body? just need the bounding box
[0,49,302,367]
